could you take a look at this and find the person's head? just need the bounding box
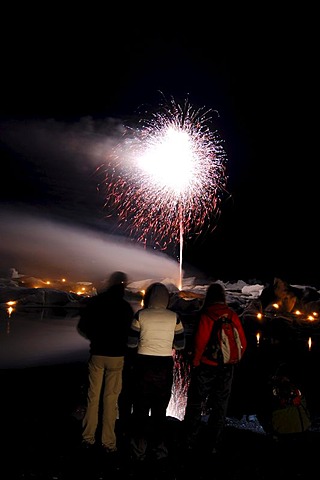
[107,271,128,288]
[203,282,226,307]
[144,282,170,309]
[96,271,128,294]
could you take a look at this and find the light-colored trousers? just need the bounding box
[82,354,124,449]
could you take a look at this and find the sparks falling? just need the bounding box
[102,97,228,287]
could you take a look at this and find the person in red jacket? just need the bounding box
[183,282,247,456]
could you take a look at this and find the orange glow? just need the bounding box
[308,337,312,351]
[6,301,16,318]
[76,288,87,295]
[257,312,263,320]
[256,332,261,347]
[140,290,145,307]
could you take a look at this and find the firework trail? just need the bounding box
[102,96,228,286]
[167,350,192,420]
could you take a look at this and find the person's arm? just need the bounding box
[173,315,185,350]
[127,311,141,349]
[193,313,213,366]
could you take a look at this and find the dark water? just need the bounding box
[0,298,144,369]
[0,307,89,369]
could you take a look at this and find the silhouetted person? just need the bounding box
[77,271,134,455]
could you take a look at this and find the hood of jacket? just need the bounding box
[144,282,170,308]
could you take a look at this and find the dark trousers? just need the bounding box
[118,353,136,435]
[184,362,234,452]
[130,354,174,460]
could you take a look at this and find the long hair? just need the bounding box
[202,283,226,309]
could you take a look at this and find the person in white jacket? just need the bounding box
[127,282,185,466]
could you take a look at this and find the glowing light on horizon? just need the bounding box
[140,290,145,307]
[256,332,260,346]
[102,97,228,287]
[6,300,16,318]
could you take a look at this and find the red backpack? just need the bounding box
[203,314,243,365]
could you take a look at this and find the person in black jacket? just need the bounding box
[77,271,134,454]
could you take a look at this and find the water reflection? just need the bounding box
[0,307,88,369]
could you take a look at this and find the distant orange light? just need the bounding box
[6,301,16,318]
[141,290,145,307]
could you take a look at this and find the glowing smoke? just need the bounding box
[0,209,180,284]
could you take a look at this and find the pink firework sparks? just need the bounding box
[102,97,228,263]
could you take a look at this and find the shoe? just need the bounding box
[81,440,95,450]
[102,445,118,454]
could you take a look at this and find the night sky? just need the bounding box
[0,10,318,286]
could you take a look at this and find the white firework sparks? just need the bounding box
[102,97,228,286]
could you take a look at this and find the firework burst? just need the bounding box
[102,97,228,285]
